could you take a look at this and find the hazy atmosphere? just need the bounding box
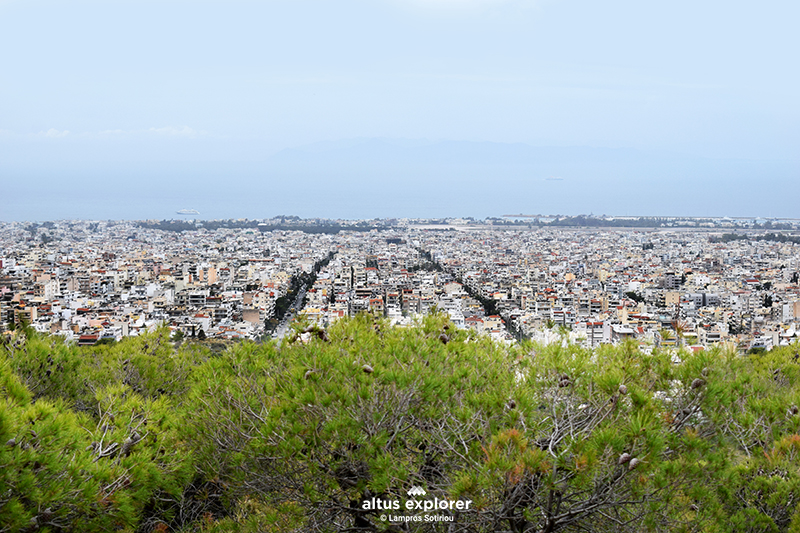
[5,4,800,531]
[1,0,798,220]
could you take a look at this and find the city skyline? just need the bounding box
[3,2,800,529]
[4,216,799,351]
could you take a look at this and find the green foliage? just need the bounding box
[183,313,518,530]
[136,219,387,234]
[625,290,646,303]
[4,328,211,413]
[710,233,800,245]
[4,320,800,531]
[0,359,193,532]
[180,316,724,531]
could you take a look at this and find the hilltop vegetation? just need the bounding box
[134,219,388,234]
[709,232,800,245]
[3,317,800,532]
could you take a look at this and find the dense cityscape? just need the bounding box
[4,215,800,354]
[5,215,800,531]
[3,0,797,529]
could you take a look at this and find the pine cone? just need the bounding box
[121,438,135,457]
[691,378,706,390]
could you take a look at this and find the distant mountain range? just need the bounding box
[2,138,798,221]
[266,138,653,168]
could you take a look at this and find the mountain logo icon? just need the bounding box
[407,486,427,497]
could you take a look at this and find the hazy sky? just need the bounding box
[1,0,798,220]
